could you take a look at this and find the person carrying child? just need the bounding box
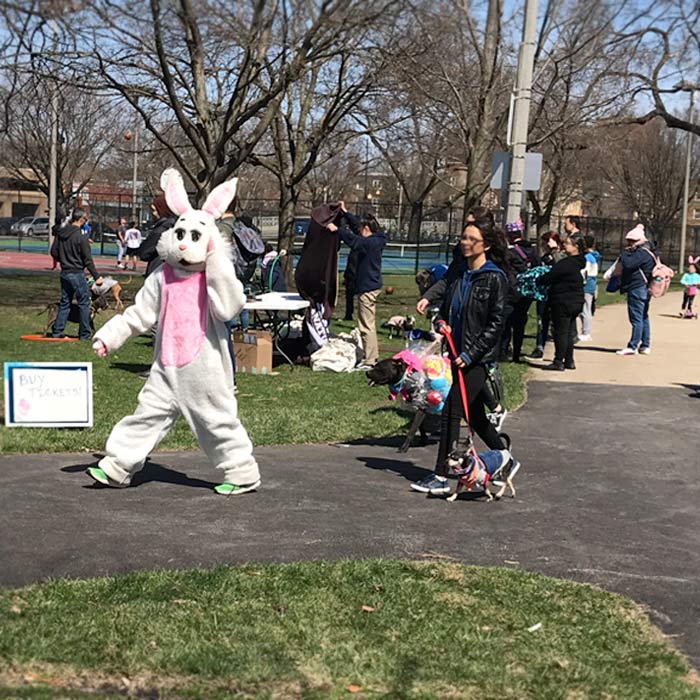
[680,258,700,316]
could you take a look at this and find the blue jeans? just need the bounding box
[52,272,92,339]
[626,286,650,350]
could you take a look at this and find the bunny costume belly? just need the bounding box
[93,253,259,486]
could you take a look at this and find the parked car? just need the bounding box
[10,216,50,236]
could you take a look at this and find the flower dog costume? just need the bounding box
[88,169,260,495]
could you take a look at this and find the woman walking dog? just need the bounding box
[411,214,513,496]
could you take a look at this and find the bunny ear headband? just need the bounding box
[160,168,238,220]
[688,255,700,265]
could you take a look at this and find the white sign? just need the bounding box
[4,362,93,428]
[490,151,543,191]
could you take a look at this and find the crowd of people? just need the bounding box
[47,183,675,497]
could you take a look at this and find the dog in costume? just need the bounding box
[87,169,260,495]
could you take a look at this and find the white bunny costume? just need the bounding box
[91,169,260,490]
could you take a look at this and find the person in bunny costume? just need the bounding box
[86,168,260,496]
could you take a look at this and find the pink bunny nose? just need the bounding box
[178,244,187,251]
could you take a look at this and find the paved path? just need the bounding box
[1,271,699,664]
[1,381,699,664]
[528,290,700,387]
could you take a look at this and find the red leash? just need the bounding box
[437,322,472,431]
[437,322,483,477]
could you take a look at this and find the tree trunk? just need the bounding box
[407,200,423,244]
[277,186,298,290]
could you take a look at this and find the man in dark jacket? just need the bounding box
[50,208,103,339]
[328,203,386,367]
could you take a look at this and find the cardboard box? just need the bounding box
[233,330,273,375]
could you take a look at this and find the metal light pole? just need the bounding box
[506,0,539,226]
[131,124,139,222]
[679,90,695,271]
[47,19,59,254]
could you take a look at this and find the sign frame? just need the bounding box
[4,362,93,428]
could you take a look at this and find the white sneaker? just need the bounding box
[639,347,651,355]
[616,347,637,356]
[577,334,592,341]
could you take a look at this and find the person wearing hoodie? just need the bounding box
[578,234,601,341]
[136,195,177,278]
[50,208,103,339]
[410,214,512,496]
[616,224,655,355]
[537,233,586,371]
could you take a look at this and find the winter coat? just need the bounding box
[437,260,508,366]
[539,253,586,313]
[337,212,386,295]
[620,244,655,294]
[50,224,99,279]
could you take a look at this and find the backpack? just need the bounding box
[641,248,674,298]
[219,218,265,283]
[516,265,550,301]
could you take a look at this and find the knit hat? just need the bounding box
[151,194,174,220]
[625,224,646,244]
[505,219,524,235]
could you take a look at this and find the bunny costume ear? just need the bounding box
[201,177,238,220]
[689,255,700,265]
[161,168,192,216]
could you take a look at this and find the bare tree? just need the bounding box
[0,77,126,211]
[596,119,700,240]
[373,0,508,230]
[620,0,700,136]
[21,0,397,203]
[249,21,394,283]
[525,0,644,231]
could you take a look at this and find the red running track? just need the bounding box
[0,250,143,276]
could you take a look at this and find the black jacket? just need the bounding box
[539,254,585,312]
[506,239,540,303]
[50,224,99,279]
[438,261,508,366]
[136,216,177,277]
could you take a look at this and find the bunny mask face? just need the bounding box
[156,169,237,274]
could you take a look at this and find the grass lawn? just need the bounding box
[0,560,698,700]
[0,271,530,454]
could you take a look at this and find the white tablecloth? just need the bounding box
[243,293,310,312]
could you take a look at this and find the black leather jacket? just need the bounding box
[437,262,508,365]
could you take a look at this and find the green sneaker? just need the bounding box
[86,466,129,488]
[214,480,261,496]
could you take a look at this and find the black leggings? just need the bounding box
[550,304,579,364]
[682,293,695,311]
[435,364,505,475]
[502,297,532,361]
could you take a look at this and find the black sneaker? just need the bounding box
[542,361,565,371]
[528,347,544,359]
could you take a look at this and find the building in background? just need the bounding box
[0,168,48,219]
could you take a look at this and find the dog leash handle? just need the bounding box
[436,323,473,437]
